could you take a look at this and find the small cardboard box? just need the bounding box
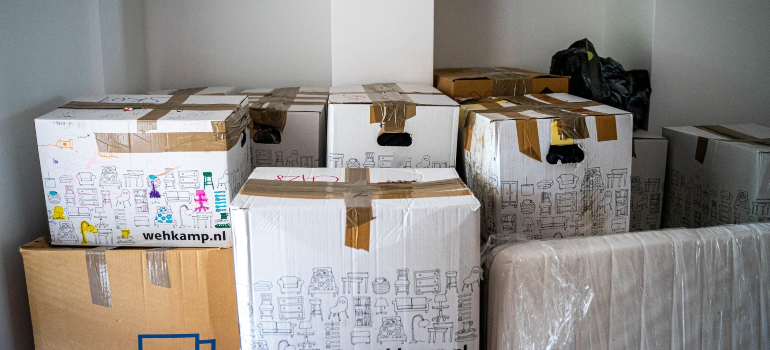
[327,83,459,169]
[460,93,633,240]
[662,123,770,227]
[20,238,239,350]
[433,67,569,101]
[483,223,770,350]
[240,87,329,168]
[630,130,667,231]
[35,95,252,247]
[231,167,481,350]
[147,87,237,95]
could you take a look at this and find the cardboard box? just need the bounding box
[35,95,252,247]
[231,167,481,350]
[434,67,569,101]
[482,223,770,350]
[20,237,239,349]
[460,93,633,240]
[147,87,237,95]
[630,130,667,231]
[327,83,459,169]
[662,123,770,227]
[240,87,329,168]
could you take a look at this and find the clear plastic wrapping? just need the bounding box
[481,223,770,349]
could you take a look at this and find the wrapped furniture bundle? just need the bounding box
[483,223,770,350]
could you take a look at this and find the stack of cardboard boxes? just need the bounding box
[22,66,769,349]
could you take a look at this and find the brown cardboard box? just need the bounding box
[20,238,239,349]
[434,67,569,100]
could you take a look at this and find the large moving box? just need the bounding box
[460,94,633,241]
[240,87,329,168]
[630,130,667,231]
[482,223,770,350]
[231,168,481,350]
[35,95,251,247]
[662,123,770,227]
[20,238,239,349]
[433,67,569,101]
[327,83,459,169]
[147,87,237,95]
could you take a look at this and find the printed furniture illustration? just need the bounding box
[351,331,371,345]
[394,268,410,295]
[277,276,304,294]
[414,270,441,295]
[259,293,274,319]
[342,272,369,294]
[76,172,95,186]
[257,321,294,338]
[308,267,338,297]
[179,170,199,189]
[154,206,175,227]
[376,316,407,344]
[428,322,454,343]
[328,296,349,321]
[99,166,121,188]
[372,277,390,294]
[392,297,430,313]
[353,297,372,327]
[278,297,304,320]
[164,190,191,204]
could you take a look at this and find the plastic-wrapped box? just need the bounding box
[482,223,770,349]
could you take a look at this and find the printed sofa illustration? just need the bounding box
[277,276,304,294]
[257,321,294,338]
[392,297,430,313]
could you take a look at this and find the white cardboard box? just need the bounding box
[460,94,633,240]
[662,123,770,227]
[483,223,770,350]
[35,95,252,247]
[327,83,459,169]
[240,87,329,168]
[147,87,237,95]
[231,167,481,350]
[630,130,667,231]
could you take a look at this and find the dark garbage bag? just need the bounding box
[550,38,651,130]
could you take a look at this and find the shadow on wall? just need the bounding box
[0,96,64,349]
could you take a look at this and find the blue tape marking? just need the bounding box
[138,333,216,350]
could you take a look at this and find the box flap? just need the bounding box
[329,83,457,106]
[242,87,329,113]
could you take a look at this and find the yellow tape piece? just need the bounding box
[551,121,574,146]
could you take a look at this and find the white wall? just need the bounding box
[99,0,149,94]
[0,1,107,348]
[331,0,434,85]
[648,0,770,134]
[434,0,654,72]
[144,0,332,91]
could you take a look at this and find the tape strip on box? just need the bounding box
[146,249,171,288]
[85,247,113,307]
[363,83,417,134]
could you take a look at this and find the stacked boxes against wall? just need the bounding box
[326,83,459,169]
[662,123,770,227]
[35,95,251,247]
[230,167,481,350]
[459,93,633,241]
[433,67,569,101]
[240,87,329,168]
[630,130,668,231]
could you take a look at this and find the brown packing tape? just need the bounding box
[250,87,299,132]
[490,71,533,96]
[516,119,542,162]
[363,84,417,134]
[85,247,112,307]
[146,249,171,288]
[238,174,473,251]
[344,168,373,251]
[692,125,770,164]
[695,137,709,164]
[167,87,208,95]
[595,115,618,142]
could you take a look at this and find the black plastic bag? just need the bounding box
[550,38,651,130]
